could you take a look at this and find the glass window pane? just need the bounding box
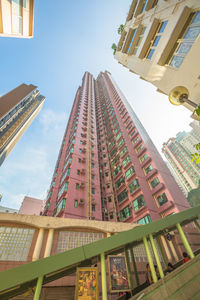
[152,35,161,46]
[147,49,155,60]
[184,27,200,40]
[159,20,168,33]
[192,11,200,24]
[169,56,184,69]
[176,42,192,54]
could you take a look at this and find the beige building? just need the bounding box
[115,0,200,114]
[0,0,34,38]
[0,84,45,166]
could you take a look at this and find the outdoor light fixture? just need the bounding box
[169,86,200,120]
[169,86,197,108]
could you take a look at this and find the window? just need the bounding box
[133,137,140,144]
[122,156,131,168]
[108,196,112,203]
[157,193,168,206]
[146,20,168,59]
[125,166,135,179]
[92,204,95,212]
[126,28,138,54]
[133,195,146,211]
[0,226,34,261]
[110,148,117,158]
[56,198,66,215]
[78,158,81,163]
[112,161,121,175]
[140,153,148,162]
[116,132,123,141]
[118,138,125,148]
[77,170,80,175]
[109,212,114,219]
[117,189,128,204]
[115,176,125,189]
[137,214,151,224]
[169,11,200,69]
[120,205,132,221]
[120,146,128,157]
[108,140,115,150]
[132,26,146,55]
[145,164,153,174]
[128,179,140,193]
[91,163,94,168]
[150,177,160,188]
[74,200,78,208]
[92,187,95,194]
[58,182,68,199]
[11,0,23,35]
[112,156,119,166]
[91,174,95,180]
[76,183,79,190]
[136,144,143,153]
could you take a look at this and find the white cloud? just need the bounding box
[0,109,69,210]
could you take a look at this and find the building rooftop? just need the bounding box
[0,84,37,119]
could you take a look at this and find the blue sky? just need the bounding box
[0,0,191,209]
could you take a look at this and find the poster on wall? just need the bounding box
[108,255,130,293]
[75,267,99,300]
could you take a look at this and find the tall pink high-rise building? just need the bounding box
[43,71,190,223]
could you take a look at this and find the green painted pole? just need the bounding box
[194,219,200,232]
[125,248,134,290]
[100,253,107,300]
[149,234,164,279]
[143,236,157,283]
[156,236,168,268]
[130,248,140,286]
[33,276,43,300]
[176,223,194,259]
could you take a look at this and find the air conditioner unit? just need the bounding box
[81,169,85,174]
[79,199,85,205]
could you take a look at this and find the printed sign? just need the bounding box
[108,255,130,293]
[75,267,99,300]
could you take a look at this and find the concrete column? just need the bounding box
[125,248,134,290]
[167,239,179,262]
[156,236,167,268]
[44,229,54,258]
[100,253,107,300]
[130,247,140,286]
[149,234,164,279]
[160,235,172,262]
[176,223,194,259]
[33,276,43,300]
[143,236,157,283]
[32,228,45,261]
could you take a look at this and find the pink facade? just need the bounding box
[19,196,45,215]
[43,71,190,224]
[43,73,102,220]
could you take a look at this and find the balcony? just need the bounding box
[157,200,174,214]
[152,183,165,195]
[141,156,152,168]
[133,139,142,149]
[146,168,158,180]
[136,146,146,157]
[134,205,147,215]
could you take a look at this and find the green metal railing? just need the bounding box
[0,206,200,299]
